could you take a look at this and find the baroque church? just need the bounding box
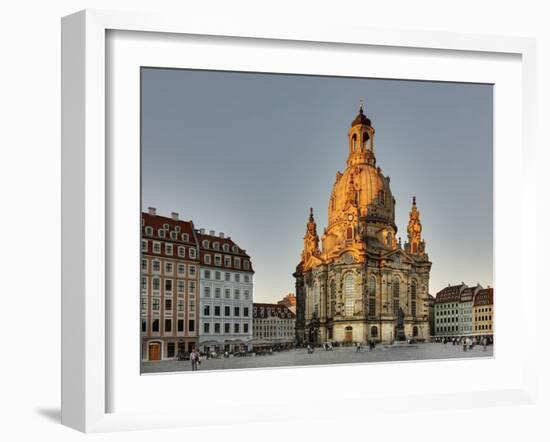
[294,105,432,345]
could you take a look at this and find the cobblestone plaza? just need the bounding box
[141,342,493,374]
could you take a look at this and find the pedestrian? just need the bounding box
[482,336,487,351]
[466,337,472,350]
[462,338,467,352]
[190,348,197,371]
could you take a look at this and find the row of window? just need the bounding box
[203,305,249,318]
[143,226,190,242]
[203,322,249,334]
[142,277,196,294]
[436,326,458,333]
[202,269,250,283]
[203,254,250,270]
[142,318,195,333]
[143,260,196,277]
[142,240,198,259]
[436,303,459,309]
[143,297,195,312]
[475,324,492,331]
[437,310,460,317]
[436,317,459,324]
[475,315,492,322]
[201,239,239,253]
[203,286,250,300]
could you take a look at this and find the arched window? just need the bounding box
[392,278,400,317]
[411,281,417,317]
[368,276,376,316]
[329,280,337,317]
[370,326,378,337]
[346,226,353,240]
[313,282,320,317]
[386,232,392,247]
[352,134,357,152]
[362,132,369,151]
[412,243,418,254]
[344,274,355,316]
[412,326,419,337]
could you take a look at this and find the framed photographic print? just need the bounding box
[61,9,537,433]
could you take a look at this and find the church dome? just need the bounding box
[327,163,394,227]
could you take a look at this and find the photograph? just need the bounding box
[139,68,494,374]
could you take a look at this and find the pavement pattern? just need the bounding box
[141,342,494,374]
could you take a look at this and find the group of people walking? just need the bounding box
[306,341,378,354]
[446,336,489,351]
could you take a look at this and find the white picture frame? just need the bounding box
[61,9,537,433]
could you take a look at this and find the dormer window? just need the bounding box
[202,240,209,249]
[145,226,153,235]
[232,245,238,253]
[159,229,165,238]
[223,244,229,252]
[170,231,177,240]
[213,242,219,250]
[182,233,189,242]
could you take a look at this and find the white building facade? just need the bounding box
[197,229,254,353]
[253,303,296,346]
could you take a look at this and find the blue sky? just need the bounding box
[141,68,493,303]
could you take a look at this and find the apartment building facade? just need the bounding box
[141,208,200,361]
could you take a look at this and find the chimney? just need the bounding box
[219,232,224,238]
[148,207,156,216]
[209,230,215,236]
[200,228,205,234]
[171,212,179,220]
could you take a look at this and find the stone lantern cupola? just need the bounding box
[347,104,376,167]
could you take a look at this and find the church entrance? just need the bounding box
[344,326,353,343]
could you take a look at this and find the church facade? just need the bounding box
[294,106,432,345]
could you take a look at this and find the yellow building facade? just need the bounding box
[473,288,494,337]
[294,106,432,345]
